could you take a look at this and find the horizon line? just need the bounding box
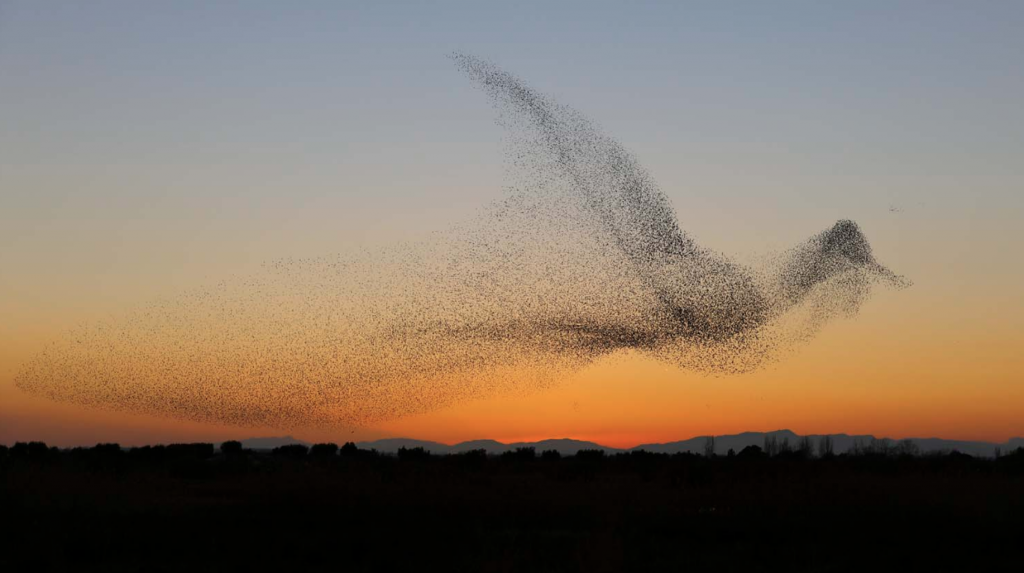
[244,429,1024,449]
[7,429,1023,450]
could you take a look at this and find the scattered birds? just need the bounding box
[15,54,909,431]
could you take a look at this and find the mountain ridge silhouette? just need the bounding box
[239,435,310,450]
[230,430,1023,457]
[234,429,1024,456]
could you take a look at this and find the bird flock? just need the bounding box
[16,54,909,430]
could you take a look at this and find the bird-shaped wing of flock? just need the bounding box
[16,54,909,430]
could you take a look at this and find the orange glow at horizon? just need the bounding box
[3,275,1024,448]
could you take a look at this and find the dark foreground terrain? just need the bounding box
[2,441,1023,572]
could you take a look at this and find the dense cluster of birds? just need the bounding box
[16,54,909,430]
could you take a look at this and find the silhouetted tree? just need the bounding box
[703,436,716,458]
[895,439,919,458]
[727,448,736,458]
[869,438,893,456]
[850,437,866,456]
[310,443,339,457]
[79,443,123,470]
[220,440,243,455]
[457,449,488,463]
[948,450,973,463]
[541,449,561,461]
[778,436,792,455]
[272,444,309,458]
[11,441,51,459]
[763,435,778,457]
[798,436,814,458]
[503,447,536,462]
[737,445,765,459]
[818,435,834,458]
[128,445,165,462]
[575,449,605,461]
[397,446,430,461]
[340,442,359,457]
[166,443,215,459]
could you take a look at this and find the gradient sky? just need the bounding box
[2,2,1023,447]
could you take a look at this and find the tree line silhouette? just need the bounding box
[2,438,1023,571]
[3,435,1019,464]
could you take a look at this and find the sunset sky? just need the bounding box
[2,2,1023,447]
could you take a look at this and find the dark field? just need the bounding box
[2,442,1022,572]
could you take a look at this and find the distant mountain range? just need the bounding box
[239,436,310,450]
[237,431,1024,457]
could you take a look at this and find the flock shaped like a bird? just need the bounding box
[16,54,909,430]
